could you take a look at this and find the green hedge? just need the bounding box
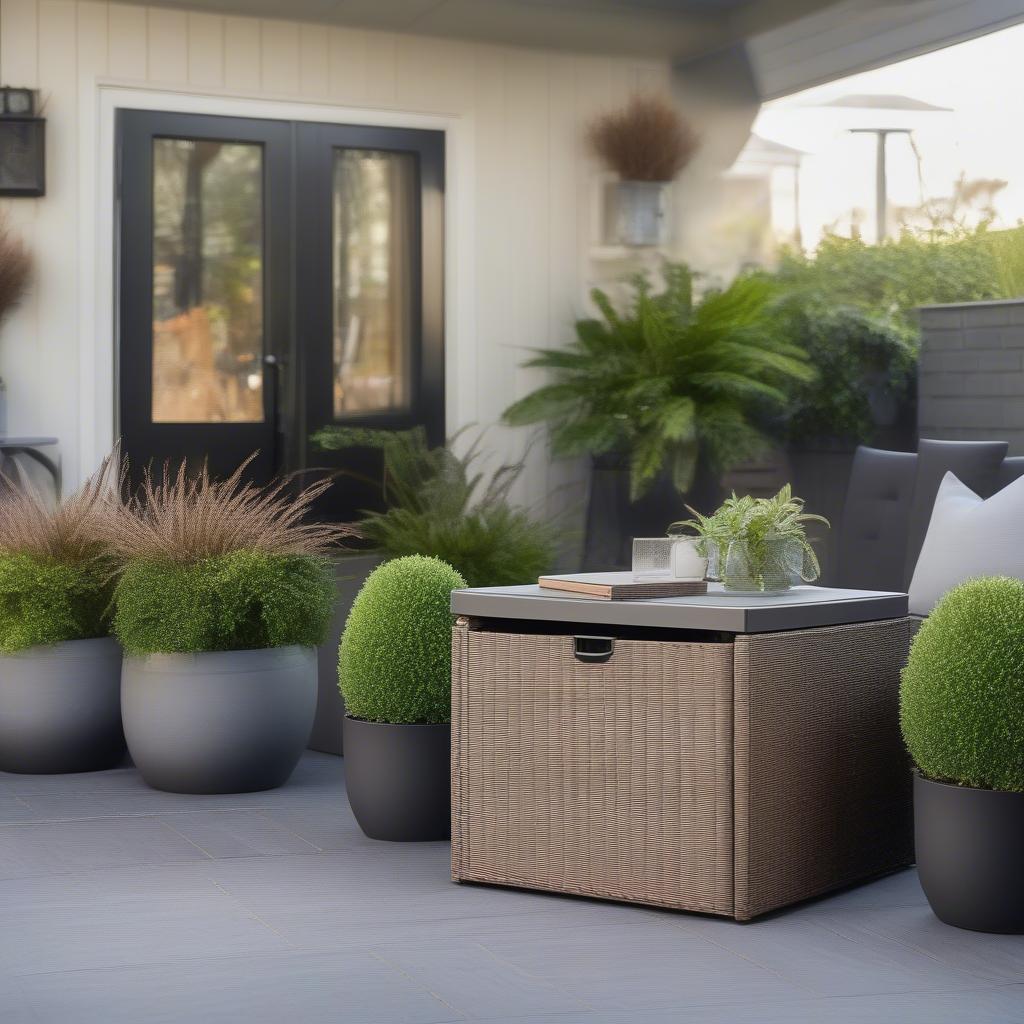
[0,553,112,653]
[339,555,466,724]
[112,550,336,655]
[900,576,1024,791]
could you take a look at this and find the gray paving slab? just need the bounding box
[1,752,1022,1024]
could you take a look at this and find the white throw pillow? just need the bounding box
[908,470,1024,616]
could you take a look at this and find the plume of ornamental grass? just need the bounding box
[102,455,356,565]
[0,454,122,652]
[0,451,120,565]
[0,215,31,326]
[587,94,699,183]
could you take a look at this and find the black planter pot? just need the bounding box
[343,716,450,841]
[583,453,722,571]
[915,772,1024,933]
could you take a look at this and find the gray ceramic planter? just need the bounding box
[122,645,317,794]
[0,637,125,774]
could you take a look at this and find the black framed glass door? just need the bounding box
[116,110,445,516]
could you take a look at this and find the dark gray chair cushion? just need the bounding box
[997,456,1024,490]
[903,439,1007,588]
[836,446,917,593]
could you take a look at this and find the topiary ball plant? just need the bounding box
[339,555,466,724]
[900,576,1024,792]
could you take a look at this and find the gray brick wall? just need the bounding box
[918,300,1024,453]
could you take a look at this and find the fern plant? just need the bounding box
[311,426,559,588]
[672,485,828,592]
[503,265,813,500]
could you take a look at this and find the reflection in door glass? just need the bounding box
[151,138,263,423]
[332,149,415,418]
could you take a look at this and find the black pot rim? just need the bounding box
[914,770,1024,798]
[344,715,450,730]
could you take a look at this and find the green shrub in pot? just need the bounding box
[0,458,126,773]
[901,576,1024,932]
[312,425,559,587]
[339,555,467,840]
[106,459,353,794]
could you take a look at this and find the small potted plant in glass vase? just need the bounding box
[0,456,125,773]
[339,555,466,841]
[588,93,699,247]
[673,485,828,593]
[105,459,353,794]
[901,576,1024,933]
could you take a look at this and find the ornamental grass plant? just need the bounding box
[103,457,354,654]
[0,455,119,652]
[587,94,699,183]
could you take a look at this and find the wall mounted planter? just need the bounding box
[343,716,450,841]
[122,645,316,794]
[0,637,124,773]
[614,180,668,247]
[915,772,1024,933]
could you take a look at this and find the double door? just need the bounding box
[117,110,445,518]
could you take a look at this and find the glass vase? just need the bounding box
[723,535,810,594]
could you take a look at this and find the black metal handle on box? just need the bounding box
[573,636,615,664]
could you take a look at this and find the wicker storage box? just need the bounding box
[452,616,913,921]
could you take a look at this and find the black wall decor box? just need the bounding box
[0,116,45,197]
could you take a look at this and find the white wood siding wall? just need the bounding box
[0,0,670,528]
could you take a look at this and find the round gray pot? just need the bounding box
[343,716,450,841]
[122,645,317,794]
[0,636,125,774]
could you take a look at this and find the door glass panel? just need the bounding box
[332,149,415,418]
[151,138,264,423]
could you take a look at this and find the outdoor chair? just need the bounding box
[836,439,1021,594]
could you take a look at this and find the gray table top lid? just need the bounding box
[451,583,908,634]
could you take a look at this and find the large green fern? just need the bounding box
[311,426,559,588]
[503,265,813,500]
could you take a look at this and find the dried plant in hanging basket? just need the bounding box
[0,215,31,327]
[587,93,699,183]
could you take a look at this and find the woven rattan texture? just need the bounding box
[452,624,735,915]
[732,617,913,920]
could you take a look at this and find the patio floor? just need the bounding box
[1,753,1023,1023]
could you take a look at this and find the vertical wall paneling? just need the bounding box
[146,7,187,83]
[298,22,328,98]
[107,2,146,79]
[260,19,299,95]
[1,0,40,85]
[187,11,224,89]
[76,0,108,468]
[34,0,79,466]
[327,26,366,105]
[223,15,260,92]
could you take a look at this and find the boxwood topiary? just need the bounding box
[112,550,336,655]
[339,555,466,724]
[900,576,1024,792]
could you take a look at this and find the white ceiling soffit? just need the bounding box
[748,0,1024,99]
[132,0,840,61]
